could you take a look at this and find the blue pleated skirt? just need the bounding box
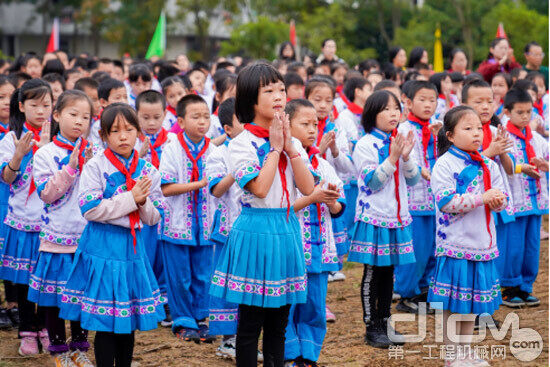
[428,256,502,315]
[209,242,238,336]
[347,221,415,266]
[28,252,74,307]
[209,207,307,308]
[59,221,166,334]
[0,226,40,284]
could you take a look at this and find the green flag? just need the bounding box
[146,11,166,59]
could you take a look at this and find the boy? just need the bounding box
[500,88,549,308]
[64,68,82,90]
[158,94,216,343]
[112,60,126,82]
[336,77,372,144]
[284,72,305,101]
[285,99,344,367]
[127,64,153,108]
[98,78,128,108]
[394,81,438,314]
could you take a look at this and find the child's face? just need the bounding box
[505,102,533,129]
[82,86,100,116]
[54,99,91,142]
[408,88,437,120]
[98,62,114,76]
[290,106,318,148]
[104,115,138,158]
[441,76,453,95]
[165,83,187,109]
[49,81,64,106]
[394,49,407,68]
[137,101,166,135]
[332,67,346,86]
[375,97,401,133]
[223,115,244,139]
[254,81,286,124]
[189,70,206,94]
[355,84,373,106]
[491,76,508,100]
[533,77,546,99]
[106,87,128,106]
[112,67,125,82]
[130,77,152,97]
[19,94,52,128]
[315,66,330,76]
[23,58,41,79]
[0,83,15,122]
[296,67,307,82]
[286,84,303,100]
[451,51,467,72]
[177,102,210,142]
[367,74,383,87]
[465,87,494,122]
[65,72,81,90]
[308,85,333,120]
[447,112,482,152]
[490,40,509,61]
[218,84,236,104]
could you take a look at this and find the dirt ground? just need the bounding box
[0,227,548,367]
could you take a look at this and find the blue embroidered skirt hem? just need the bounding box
[28,252,74,307]
[0,227,40,284]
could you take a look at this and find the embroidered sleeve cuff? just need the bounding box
[235,162,261,189]
[160,172,178,184]
[436,189,457,210]
[78,191,103,214]
[208,176,223,193]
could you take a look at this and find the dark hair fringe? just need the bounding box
[9,79,53,138]
[360,90,401,134]
[100,103,141,140]
[437,105,478,156]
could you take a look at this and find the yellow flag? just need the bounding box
[433,24,444,72]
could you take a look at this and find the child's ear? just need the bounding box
[19,101,25,113]
[100,98,108,108]
[405,97,413,110]
[446,130,454,144]
[503,108,511,117]
[177,116,185,129]
[52,110,60,122]
[223,124,232,136]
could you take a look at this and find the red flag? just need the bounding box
[289,19,296,46]
[496,22,507,39]
[45,18,59,53]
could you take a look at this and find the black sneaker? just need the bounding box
[197,322,216,343]
[395,298,419,314]
[383,319,405,346]
[474,314,501,330]
[0,308,12,330]
[518,291,540,307]
[175,327,200,343]
[501,287,525,308]
[364,322,393,349]
[6,307,19,327]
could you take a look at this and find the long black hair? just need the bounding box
[361,90,401,133]
[437,105,478,156]
[407,47,426,69]
[9,79,53,138]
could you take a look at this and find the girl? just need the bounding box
[30,90,95,366]
[491,73,512,119]
[349,90,420,348]
[21,54,43,79]
[209,63,314,367]
[0,79,53,355]
[161,76,189,131]
[208,73,237,142]
[430,106,508,366]
[59,103,166,367]
[430,72,459,120]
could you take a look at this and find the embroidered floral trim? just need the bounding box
[160,172,177,184]
[355,213,412,228]
[78,191,102,208]
[349,239,414,256]
[429,278,501,303]
[29,275,65,294]
[235,162,261,188]
[4,214,41,232]
[11,160,33,191]
[39,230,80,246]
[209,310,238,322]
[0,254,35,272]
[435,245,499,261]
[211,271,307,297]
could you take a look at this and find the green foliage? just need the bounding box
[220,16,289,60]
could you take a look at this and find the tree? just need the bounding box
[74,0,110,56]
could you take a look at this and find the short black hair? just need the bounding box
[218,97,236,128]
[343,77,370,102]
[128,64,152,83]
[449,71,464,83]
[504,88,533,111]
[64,68,80,79]
[284,72,304,88]
[526,71,546,90]
[321,38,335,48]
[407,80,437,100]
[157,62,180,83]
[235,62,284,124]
[42,59,65,77]
[100,103,140,139]
[513,79,538,95]
[74,77,99,92]
[113,60,124,70]
[285,99,315,122]
[429,72,450,95]
[491,72,512,88]
[7,72,31,88]
[373,79,398,92]
[136,90,166,111]
[287,61,305,75]
[461,79,491,103]
[216,61,235,71]
[42,73,66,90]
[463,72,484,84]
[524,41,541,54]
[176,94,207,118]
[404,70,421,82]
[98,78,125,100]
[358,59,380,75]
[361,90,401,133]
[91,71,110,83]
[98,58,113,65]
[161,75,188,95]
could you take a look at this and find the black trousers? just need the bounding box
[16,284,44,333]
[94,331,135,367]
[236,305,290,367]
[3,280,17,303]
[360,264,394,327]
[44,306,88,354]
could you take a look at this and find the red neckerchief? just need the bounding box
[166,105,176,117]
[408,112,435,168]
[438,93,455,108]
[347,101,363,115]
[0,124,9,135]
[52,136,88,172]
[533,98,544,117]
[307,146,323,239]
[244,123,291,217]
[506,121,540,189]
[24,122,41,199]
[213,107,219,116]
[140,129,168,168]
[177,132,210,203]
[388,129,402,224]
[336,85,353,110]
[316,118,327,147]
[466,150,493,246]
[332,105,339,120]
[104,148,140,253]
[482,121,493,151]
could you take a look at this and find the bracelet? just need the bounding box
[289,153,301,160]
[7,162,20,174]
[515,164,522,174]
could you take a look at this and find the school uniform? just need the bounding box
[87,116,104,148]
[499,124,548,294]
[394,114,437,299]
[434,94,459,121]
[162,107,178,131]
[0,123,12,245]
[158,132,215,331]
[428,146,507,314]
[59,149,165,334]
[206,112,224,139]
[285,149,345,363]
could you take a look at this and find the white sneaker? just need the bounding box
[216,337,236,359]
[331,271,346,281]
[70,350,94,367]
[328,273,335,282]
[54,352,78,367]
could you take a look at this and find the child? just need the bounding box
[430,72,459,120]
[349,90,419,348]
[127,64,153,108]
[209,63,314,366]
[499,88,548,307]
[187,68,207,99]
[491,73,512,119]
[429,106,509,366]
[42,73,65,106]
[158,94,216,343]
[74,77,102,147]
[161,76,190,131]
[21,54,42,79]
[205,97,243,359]
[65,68,83,91]
[98,78,128,109]
[285,99,344,367]
[0,79,53,355]
[30,90,95,366]
[59,103,166,366]
[284,73,305,101]
[207,73,237,141]
[393,81,439,314]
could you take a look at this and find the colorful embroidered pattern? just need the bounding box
[349,239,414,256]
[211,271,307,297]
[430,279,501,303]
[235,162,261,188]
